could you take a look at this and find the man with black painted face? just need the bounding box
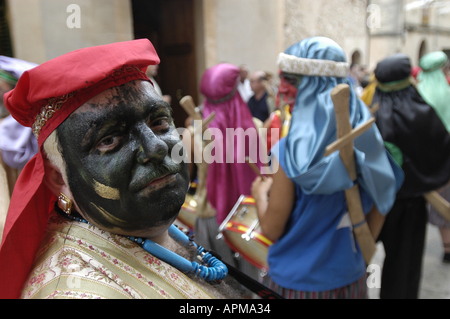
[53,81,188,241]
[0,40,241,299]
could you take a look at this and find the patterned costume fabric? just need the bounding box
[22,212,213,299]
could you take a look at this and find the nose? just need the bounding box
[134,122,168,164]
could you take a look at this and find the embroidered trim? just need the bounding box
[376,77,412,93]
[32,92,77,139]
[32,65,144,139]
[277,52,350,78]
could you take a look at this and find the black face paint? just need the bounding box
[56,81,189,237]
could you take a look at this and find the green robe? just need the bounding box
[417,51,450,133]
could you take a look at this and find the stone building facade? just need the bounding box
[369,0,450,68]
[1,0,449,125]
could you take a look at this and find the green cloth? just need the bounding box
[0,69,17,86]
[384,141,403,167]
[417,51,450,132]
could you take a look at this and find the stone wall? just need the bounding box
[6,0,133,64]
[284,0,369,65]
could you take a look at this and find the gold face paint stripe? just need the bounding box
[90,202,128,227]
[93,179,120,200]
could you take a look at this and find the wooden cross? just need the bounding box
[326,84,377,264]
[179,95,216,133]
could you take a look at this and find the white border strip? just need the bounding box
[277,52,350,78]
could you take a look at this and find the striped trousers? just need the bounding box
[262,274,368,299]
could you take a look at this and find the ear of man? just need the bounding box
[42,157,71,199]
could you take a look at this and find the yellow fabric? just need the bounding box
[360,81,377,107]
[281,105,291,138]
[21,212,214,299]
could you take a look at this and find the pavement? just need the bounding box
[368,223,450,299]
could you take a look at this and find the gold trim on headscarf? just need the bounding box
[376,77,412,93]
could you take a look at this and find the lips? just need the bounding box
[130,164,180,193]
[139,173,178,192]
[129,156,183,193]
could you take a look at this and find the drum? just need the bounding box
[218,195,273,272]
[177,192,197,231]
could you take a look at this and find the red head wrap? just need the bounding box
[0,39,160,298]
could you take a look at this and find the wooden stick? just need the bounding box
[324,117,375,156]
[202,112,216,133]
[278,94,286,124]
[330,84,377,264]
[246,157,266,180]
[180,95,215,135]
[424,191,450,222]
[369,102,379,116]
[179,95,202,120]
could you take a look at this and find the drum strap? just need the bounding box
[208,250,284,299]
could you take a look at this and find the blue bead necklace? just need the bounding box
[63,212,228,282]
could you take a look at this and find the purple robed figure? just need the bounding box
[200,63,264,225]
[0,56,38,169]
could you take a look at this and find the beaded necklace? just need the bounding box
[55,205,228,282]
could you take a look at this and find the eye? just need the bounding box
[150,117,170,133]
[281,74,302,87]
[96,135,123,152]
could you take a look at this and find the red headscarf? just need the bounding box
[0,39,160,299]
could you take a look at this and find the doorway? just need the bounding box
[418,40,427,62]
[132,0,198,128]
[351,50,362,65]
[0,0,13,57]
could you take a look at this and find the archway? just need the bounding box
[351,50,362,65]
[418,40,427,62]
